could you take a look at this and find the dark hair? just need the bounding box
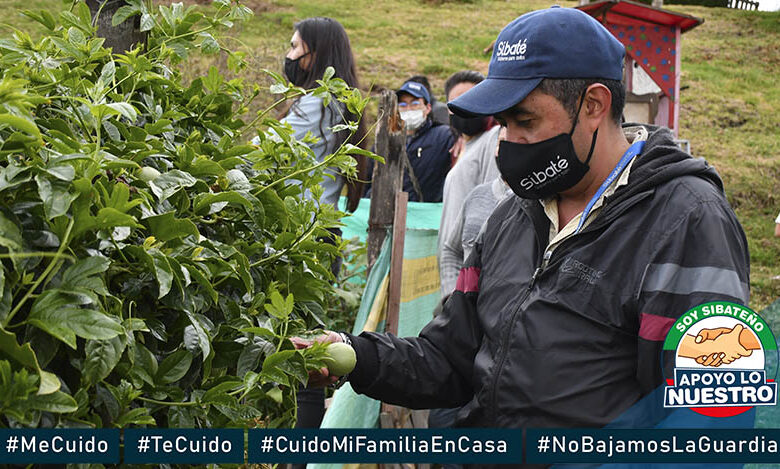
[291,17,367,212]
[293,17,360,90]
[537,78,625,126]
[444,70,485,100]
[406,75,435,103]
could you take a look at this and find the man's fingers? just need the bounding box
[305,367,334,388]
[290,336,312,350]
[695,330,716,343]
[695,327,732,343]
[696,354,712,366]
[290,331,342,350]
[697,352,725,367]
[314,331,343,345]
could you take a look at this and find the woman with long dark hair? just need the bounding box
[281,16,367,213]
[279,17,366,438]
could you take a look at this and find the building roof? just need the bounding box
[577,0,704,33]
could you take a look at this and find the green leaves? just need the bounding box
[83,336,125,387]
[28,291,123,349]
[112,0,144,27]
[0,113,42,143]
[260,350,308,387]
[105,102,138,122]
[0,211,22,251]
[35,174,77,220]
[21,10,57,31]
[145,212,199,242]
[0,328,59,394]
[28,391,79,413]
[149,170,197,201]
[0,0,373,430]
[61,256,110,291]
[199,33,220,55]
[265,291,294,320]
[155,349,192,385]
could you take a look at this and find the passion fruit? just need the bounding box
[137,166,161,183]
[324,342,356,377]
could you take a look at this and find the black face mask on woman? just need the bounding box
[450,114,486,137]
[284,53,309,86]
[495,90,598,200]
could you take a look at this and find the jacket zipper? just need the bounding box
[486,191,652,422]
[488,238,545,422]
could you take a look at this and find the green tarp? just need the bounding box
[310,198,443,469]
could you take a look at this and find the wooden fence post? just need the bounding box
[367,90,406,275]
[86,0,148,54]
[368,95,430,469]
[385,191,407,340]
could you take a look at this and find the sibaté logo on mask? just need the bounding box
[496,87,596,200]
[519,155,570,190]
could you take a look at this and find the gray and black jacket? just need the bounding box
[347,125,750,429]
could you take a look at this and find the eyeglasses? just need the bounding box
[398,100,424,109]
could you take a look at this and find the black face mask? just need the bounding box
[495,90,598,200]
[450,114,486,137]
[284,53,309,86]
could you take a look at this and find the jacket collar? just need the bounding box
[408,117,434,142]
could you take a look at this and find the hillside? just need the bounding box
[3,0,779,310]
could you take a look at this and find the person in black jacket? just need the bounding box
[364,80,456,202]
[304,6,750,435]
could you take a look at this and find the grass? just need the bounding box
[671,4,780,310]
[3,0,779,312]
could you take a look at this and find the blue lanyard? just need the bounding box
[574,140,646,234]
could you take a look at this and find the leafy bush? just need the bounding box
[0,0,376,429]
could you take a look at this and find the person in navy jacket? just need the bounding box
[365,80,456,202]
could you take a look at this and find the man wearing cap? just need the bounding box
[309,7,749,431]
[365,80,456,202]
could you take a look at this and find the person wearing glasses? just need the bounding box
[365,80,456,202]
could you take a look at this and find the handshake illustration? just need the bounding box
[678,324,760,367]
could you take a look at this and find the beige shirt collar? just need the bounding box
[542,126,649,251]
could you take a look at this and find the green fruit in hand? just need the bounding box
[138,166,161,183]
[324,342,356,376]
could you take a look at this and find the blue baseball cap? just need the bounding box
[397,80,432,104]
[448,6,625,117]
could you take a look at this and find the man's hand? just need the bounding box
[706,324,752,364]
[680,324,758,367]
[695,327,732,343]
[449,135,465,162]
[290,331,343,388]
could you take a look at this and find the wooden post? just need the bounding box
[86,0,147,54]
[367,90,406,275]
[385,191,408,337]
[379,192,430,469]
